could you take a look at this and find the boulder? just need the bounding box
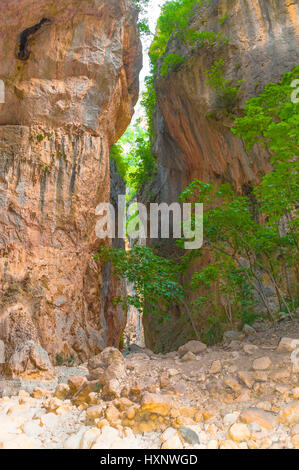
[178,341,207,357]
[240,408,277,430]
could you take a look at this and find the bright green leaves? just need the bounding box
[204,59,244,115]
[149,0,213,76]
[96,245,183,322]
[109,121,157,194]
[134,0,151,37]
[232,65,299,162]
[160,53,186,77]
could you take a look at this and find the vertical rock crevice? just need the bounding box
[142,0,299,352]
[0,0,142,375]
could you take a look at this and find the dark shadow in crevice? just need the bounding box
[17,18,51,61]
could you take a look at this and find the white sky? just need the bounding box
[140,0,166,85]
[133,0,167,121]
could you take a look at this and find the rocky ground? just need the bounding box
[1,319,299,449]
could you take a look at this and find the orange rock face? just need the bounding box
[0,0,142,369]
[143,0,299,352]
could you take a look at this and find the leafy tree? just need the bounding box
[149,0,210,70]
[96,245,200,339]
[110,142,129,180]
[232,66,299,162]
[134,0,152,37]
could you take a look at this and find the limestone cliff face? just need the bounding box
[0,0,142,372]
[143,0,299,352]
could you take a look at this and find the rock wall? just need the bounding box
[0,0,142,373]
[143,0,299,352]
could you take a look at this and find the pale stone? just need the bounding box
[223,413,238,427]
[141,392,172,416]
[279,401,299,425]
[22,420,42,438]
[86,405,103,420]
[181,351,196,362]
[55,383,70,400]
[277,338,299,353]
[80,428,102,449]
[39,412,59,427]
[178,341,207,357]
[220,440,238,449]
[161,434,183,449]
[32,388,49,399]
[243,344,259,355]
[105,406,120,423]
[229,423,251,442]
[93,426,120,448]
[68,376,87,394]
[160,427,178,443]
[0,434,39,449]
[210,360,222,374]
[207,439,219,449]
[252,356,272,371]
[63,429,87,450]
[238,371,255,389]
[291,434,299,448]
[240,408,277,430]
[224,376,241,393]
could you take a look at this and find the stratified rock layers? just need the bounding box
[0,0,142,367]
[143,0,299,352]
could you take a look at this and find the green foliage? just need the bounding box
[141,75,156,135]
[218,13,228,25]
[149,0,209,69]
[149,0,229,79]
[127,134,157,192]
[232,66,299,162]
[96,245,200,338]
[55,354,75,366]
[180,65,299,321]
[55,354,63,366]
[202,317,223,346]
[205,58,244,114]
[160,53,186,77]
[179,68,299,318]
[179,172,298,321]
[110,142,129,180]
[111,122,157,193]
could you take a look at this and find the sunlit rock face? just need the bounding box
[0,0,142,371]
[143,0,299,353]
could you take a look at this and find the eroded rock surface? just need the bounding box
[0,0,142,370]
[0,319,299,449]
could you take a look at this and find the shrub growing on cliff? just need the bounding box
[179,66,299,324]
[149,0,209,68]
[204,58,244,115]
[110,142,129,180]
[110,121,157,194]
[134,0,151,36]
[232,66,299,163]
